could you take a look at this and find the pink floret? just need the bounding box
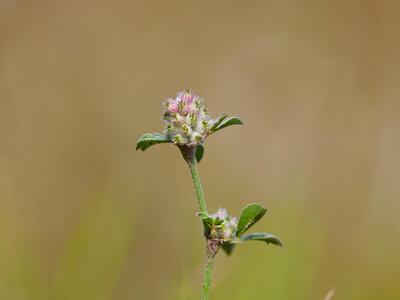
[168,99,179,113]
[213,208,228,220]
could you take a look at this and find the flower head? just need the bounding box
[136,89,243,155]
[209,208,238,241]
[163,90,213,147]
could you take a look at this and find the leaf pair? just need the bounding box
[210,114,243,133]
[221,203,283,255]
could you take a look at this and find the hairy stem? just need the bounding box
[180,145,215,299]
[180,146,208,215]
[187,160,208,214]
[202,239,219,300]
[202,255,214,300]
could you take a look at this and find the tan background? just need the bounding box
[1,1,399,299]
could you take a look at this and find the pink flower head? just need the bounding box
[163,90,213,147]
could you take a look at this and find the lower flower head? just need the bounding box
[209,208,238,241]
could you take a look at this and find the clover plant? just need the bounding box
[137,90,282,299]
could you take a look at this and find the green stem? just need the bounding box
[202,255,214,300]
[180,146,215,299]
[187,160,208,215]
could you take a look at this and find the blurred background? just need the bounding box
[1,1,399,299]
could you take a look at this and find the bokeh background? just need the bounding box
[1,1,400,299]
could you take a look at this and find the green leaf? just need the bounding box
[236,203,267,237]
[221,242,236,255]
[210,114,228,131]
[240,232,283,247]
[196,145,204,163]
[211,116,243,133]
[136,133,170,151]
